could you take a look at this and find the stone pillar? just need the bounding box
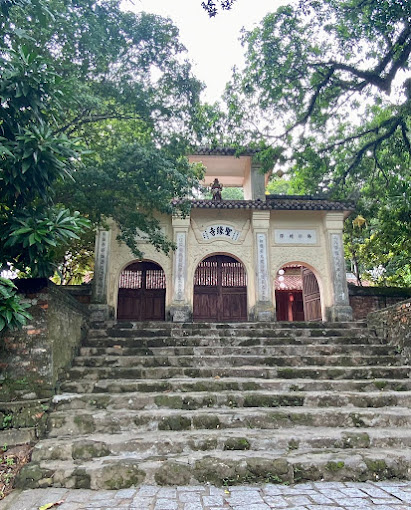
[169,215,191,322]
[252,211,275,321]
[325,213,353,321]
[91,229,112,321]
[251,161,266,200]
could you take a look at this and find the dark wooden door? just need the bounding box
[193,256,247,322]
[302,267,321,321]
[117,262,166,321]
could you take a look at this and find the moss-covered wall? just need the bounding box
[349,285,411,320]
[0,279,87,400]
[367,299,411,359]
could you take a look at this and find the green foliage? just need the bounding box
[266,179,292,195]
[225,0,411,285]
[0,278,31,332]
[1,0,205,286]
[0,1,92,286]
[60,143,204,258]
[2,209,89,277]
[202,1,237,17]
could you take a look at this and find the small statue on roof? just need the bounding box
[211,178,223,201]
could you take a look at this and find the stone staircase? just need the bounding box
[17,321,411,489]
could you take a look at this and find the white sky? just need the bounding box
[123,0,286,103]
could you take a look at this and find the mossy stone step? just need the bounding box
[30,427,411,463]
[72,354,400,369]
[66,365,411,381]
[83,334,377,348]
[16,447,411,489]
[59,377,411,395]
[46,406,411,436]
[79,344,396,357]
[51,390,411,412]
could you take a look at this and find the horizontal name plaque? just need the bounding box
[274,229,317,244]
[202,224,240,241]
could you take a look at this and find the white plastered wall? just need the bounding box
[104,209,343,320]
[269,211,333,321]
[106,216,174,313]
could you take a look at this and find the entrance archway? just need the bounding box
[193,255,247,322]
[117,261,166,321]
[275,264,321,321]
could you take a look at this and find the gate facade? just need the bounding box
[193,255,247,322]
[117,261,166,321]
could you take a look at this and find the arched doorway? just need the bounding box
[117,261,166,321]
[275,264,321,321]
[193,255,247,322]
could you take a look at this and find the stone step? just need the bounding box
[51,390,411,412]
[66,365,411,381]
[47,407,411,436]
[31,427,411,464]
[72,354,400,369]
[79,344,396,357]
[16,447,411,489]
[83,334,378,348]
[88,327,372,340]
[59,377,411,395]
[89,321,368,332]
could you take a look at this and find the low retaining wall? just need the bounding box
[367,299,411,359]
[349,285,411,320]
[0,279,88,401]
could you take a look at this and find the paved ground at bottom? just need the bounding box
[2,482,411,510]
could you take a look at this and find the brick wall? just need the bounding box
[349,285,411,320]
[0,279,88,400]
[367,299,411,359]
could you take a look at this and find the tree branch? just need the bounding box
[336,117,403,186]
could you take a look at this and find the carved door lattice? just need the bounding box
[117,262,166,321]
[193,255,247,322]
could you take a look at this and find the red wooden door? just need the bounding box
[117,262,166,321]
[193,256,247,322]
[275,290,304,321]
[301,267,321,321]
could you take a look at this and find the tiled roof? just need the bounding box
[190,147,260,156]
[173,197,354,212]
[275,275,303,290]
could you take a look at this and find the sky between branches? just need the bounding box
[124,0,286,103]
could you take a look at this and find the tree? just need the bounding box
[0,0,205,329]
[0,1,99,278]
[2,0,205,262]
[201,1,237,17]
[224,0,411,284]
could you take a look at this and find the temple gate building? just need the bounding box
[92,149,354,323]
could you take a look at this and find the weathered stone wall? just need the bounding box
[367,299,411,359]
[349,285,411,320]
[59,284,92,304]
[0,279,87,400]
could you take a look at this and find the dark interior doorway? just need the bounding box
[193,255,247,322]
[117,261,166,321]
[275,265,321,321]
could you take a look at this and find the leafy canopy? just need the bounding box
[1,0,206,286]
[201,1,237,17]
[224,0,411,285]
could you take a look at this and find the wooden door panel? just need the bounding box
[193,291,218,321]
[221,292,247,321]
[193,256,247,322]
[302,268,321,321]
[117,262,166,321]
[144,291,165,321]
[117,289,142,321]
